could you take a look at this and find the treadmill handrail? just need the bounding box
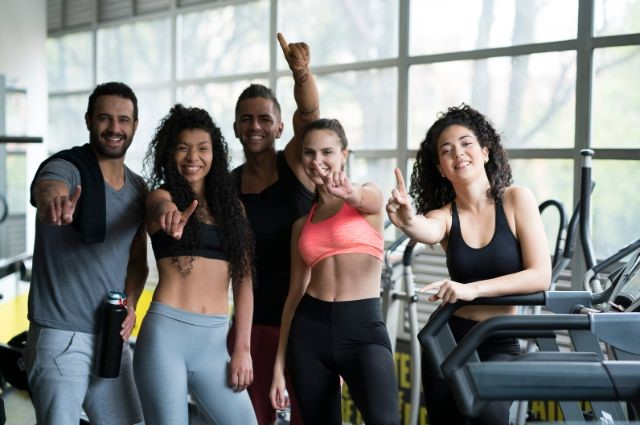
[441,312,640,377]
[0,253,32,280]
[417,291,597,379]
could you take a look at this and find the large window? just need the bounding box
[408,52,577,150]
[47,32,93,92]
[278,0,399,66]
[178,1,270,79]
[47,0,640,261]
[97,18,172,84]
[410,0,579,54]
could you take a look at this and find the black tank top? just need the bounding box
[446,201,523,283]
[150,223,228,261]
[233,151,314,325]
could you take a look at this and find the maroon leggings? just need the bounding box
[227,323,303,425]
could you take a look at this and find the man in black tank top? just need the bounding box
[227,33,319,425]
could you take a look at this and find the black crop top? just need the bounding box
[150,223,228,261]
[446,201,523,283]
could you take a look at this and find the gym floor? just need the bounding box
[2,388,35,425]
[0,276,156,425]
[0,275,33,425]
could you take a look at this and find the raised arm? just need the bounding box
[279,33,320,169]
[386,168,447,244]
[270,218,311,410]
[145,189,197,239]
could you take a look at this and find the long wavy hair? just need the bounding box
[145,104,254,285]
[410,104,512,214]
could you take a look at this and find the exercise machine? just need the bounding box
[418,281,640,423]
[381,233,423,425]
[440,310,640,420]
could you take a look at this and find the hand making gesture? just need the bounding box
[40,184,82,225]
[419,279,479,304]
[277,32,310,74]
[312,161,355,201]
[157,199,198,240]
[386,168,414,227]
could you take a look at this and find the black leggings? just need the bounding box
[422,315,521,425]
[287,294,400,425]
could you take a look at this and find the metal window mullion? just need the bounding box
[592,32,640,48]
[176,72,271,87]
[396,0,410,177]
[61,0,67,29]
[408,40,579,65]
[92,0,98,86]
[170,0,177,106]
[571,0,595,290]
[347,150,402,160]
[587,149,640,160]
[268,0,278,91]
[507,149,577,160]
[289,59,398,77]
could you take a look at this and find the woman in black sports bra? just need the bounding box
[386,104,551,425]
[133,105,257,425]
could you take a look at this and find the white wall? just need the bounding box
[0,0,47,137]
[0,0,48,251]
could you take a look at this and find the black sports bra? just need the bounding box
[446,201,523,283]
[150,223,228,261]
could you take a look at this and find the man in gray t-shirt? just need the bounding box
[25,81,148,425]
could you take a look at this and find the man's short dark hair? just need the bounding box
[235,83,281,119]
[86,81,138,121]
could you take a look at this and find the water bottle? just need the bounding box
[96,291,127,378]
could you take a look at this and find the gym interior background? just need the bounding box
[1,0,639,424]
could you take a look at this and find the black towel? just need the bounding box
[30,143,106,244]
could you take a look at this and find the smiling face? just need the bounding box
[436,124,489,182]
[86,95,137,159]
[174,128,213,193]
[233,97,283,155]
[302,129,348,185]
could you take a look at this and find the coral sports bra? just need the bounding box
[298,202,383,268]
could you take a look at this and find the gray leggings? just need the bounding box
[133,302,257,425]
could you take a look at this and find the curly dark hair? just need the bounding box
[145,104,254,286]
[410,104,512,214]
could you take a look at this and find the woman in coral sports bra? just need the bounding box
[269,118,400,425]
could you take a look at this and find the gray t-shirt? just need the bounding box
[28,158,146,333]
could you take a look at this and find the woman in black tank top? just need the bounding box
[386,105,551,425]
